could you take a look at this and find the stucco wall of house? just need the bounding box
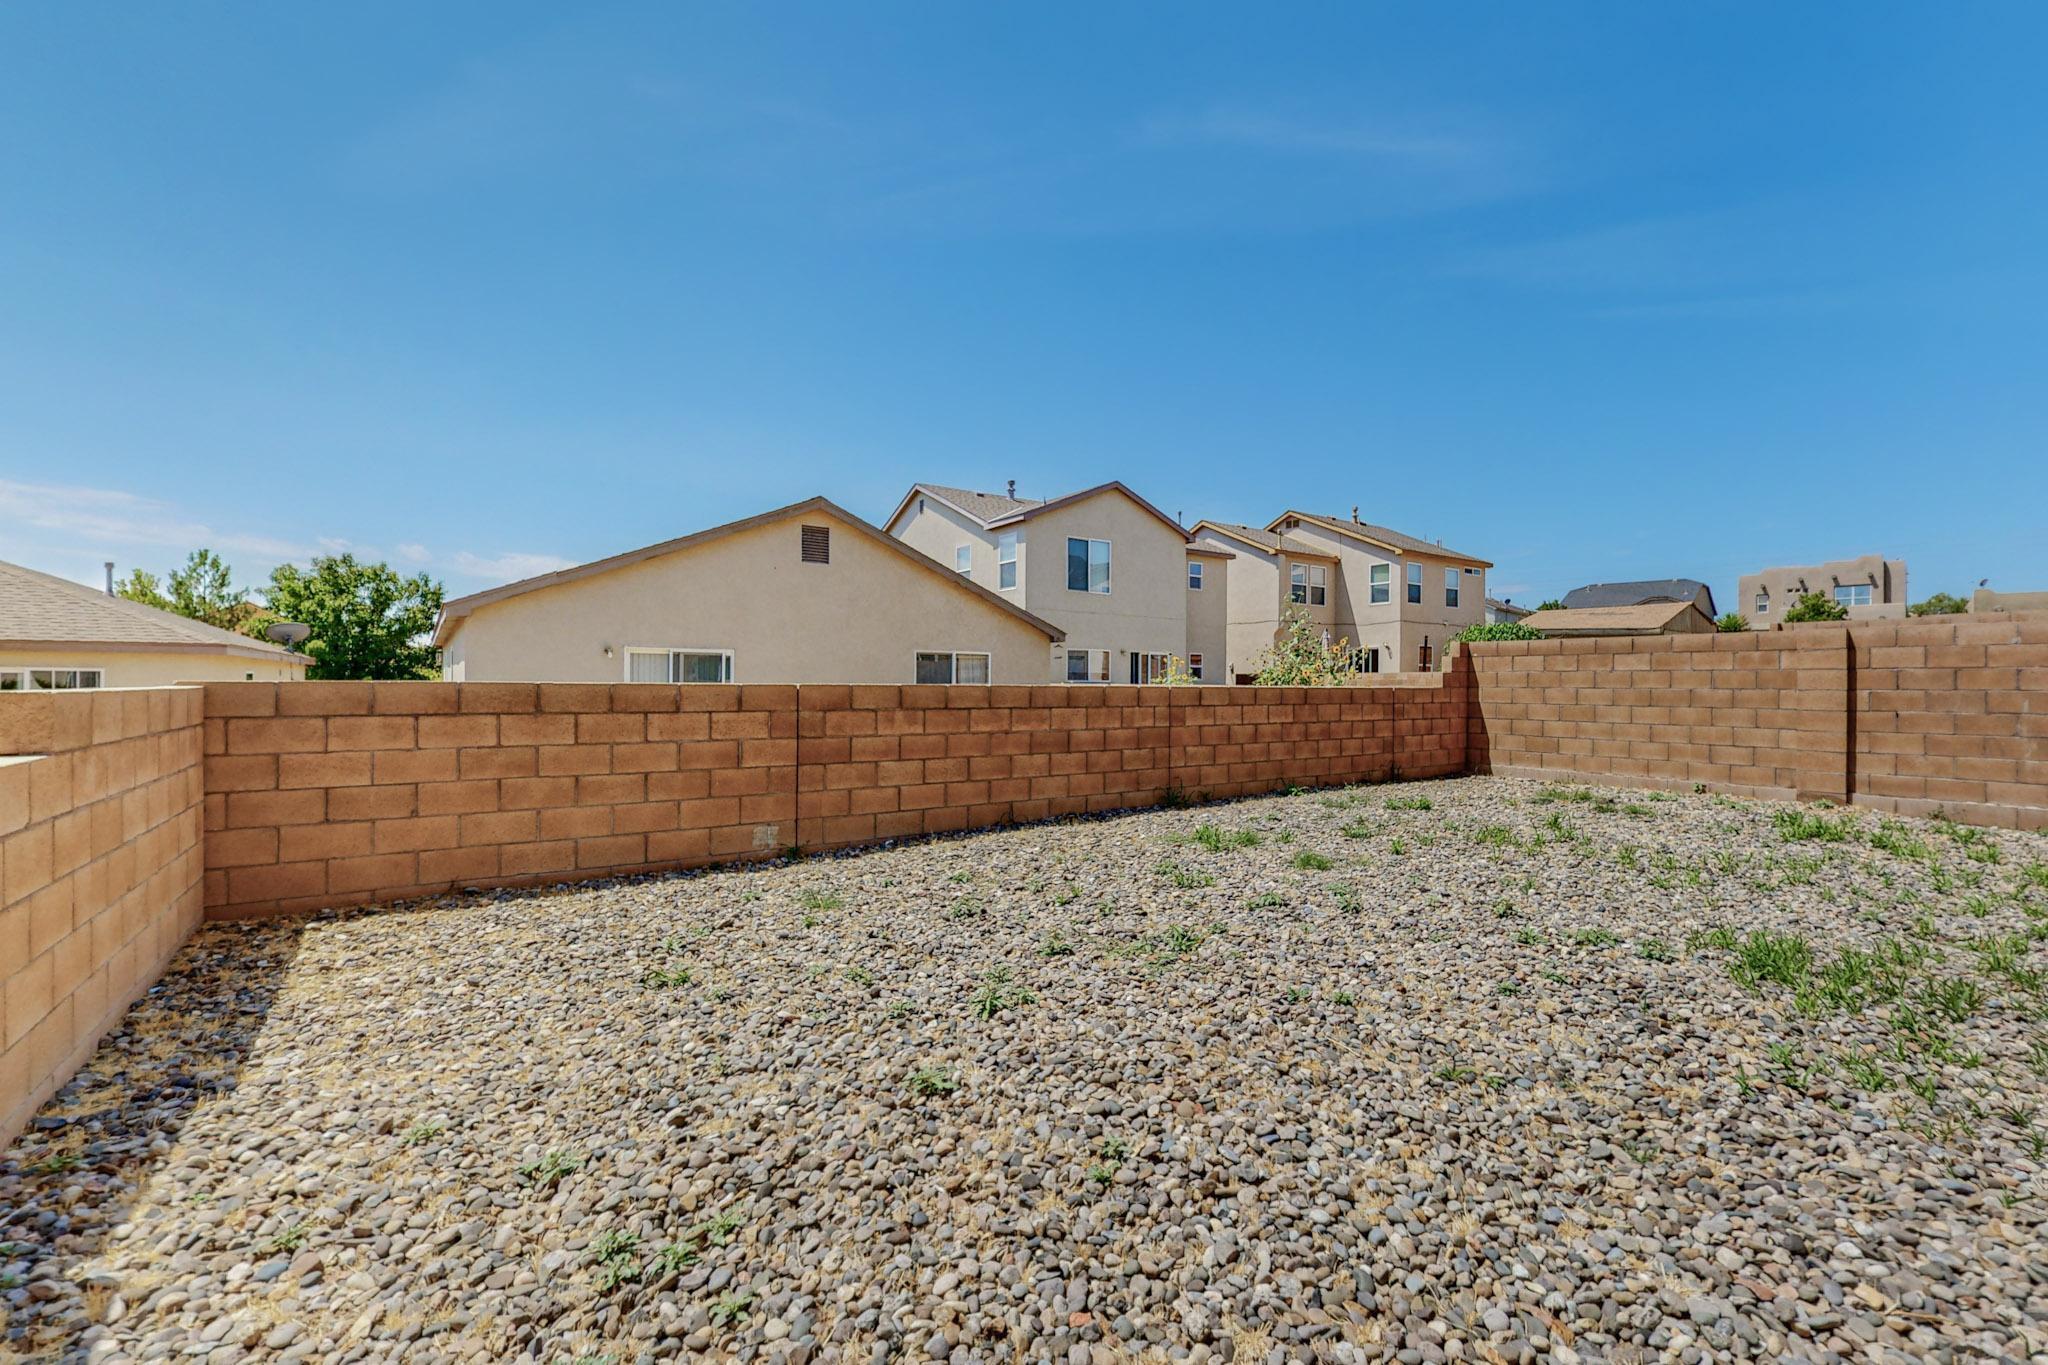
[0,647,305,688]
[1740,556,1908,626]
[440,509,1056,685]
[1280,520,1485,671]
[886,495,1005,593]
[1023,492,1191,682]
[1184,551,1229,682]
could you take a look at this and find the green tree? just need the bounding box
[1716,612,1750,632]
[116,549,267,632]
[1909,592,1968,617]
[262,554,444,679]
[1781,591,1848,623]
[1249,606,1362,686]
[1535,598,1565,612]
[1449,621,1543,643]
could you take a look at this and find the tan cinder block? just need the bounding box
[327,716,417,751]
[275,681,374,716]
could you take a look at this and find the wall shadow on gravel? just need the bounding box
[0,919,309,1357]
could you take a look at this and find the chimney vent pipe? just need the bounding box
[104,561,115,596]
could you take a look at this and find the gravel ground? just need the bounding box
[4,775,2047,1365]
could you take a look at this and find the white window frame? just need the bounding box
[1370,563,1390,605]
[997,532,1018,590]
[1131,652,1172,684]
[623,647,734,684]
[1065,648,1110,683]
[1444,566,1459,608]
[915,650,991,684]
[1188,652,1203,680]
[1406,561,1423,604]
[1066,537,1111,595]
[1290,562,1308,604]
[1,666,104,690]
[1310,565,1327,606]
[1833,584,1872,607]
[1755,591,1770,615]
[1188,561,1204,590]
[954,544,972,574]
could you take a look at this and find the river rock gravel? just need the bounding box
[4,776,2046,1364]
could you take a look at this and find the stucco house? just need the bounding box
[1485,597,1532,625]
[1740,555,1907,626]
[435,498,1063,685]
[1191,510,1490,679]
[1520,601,1717,637]
[0,558,307,688]
[885,481,1224,683]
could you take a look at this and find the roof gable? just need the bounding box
[888,481,1191,543]
[1268,511,1491,569]
[435,497,1065,646]
[1190,521,1335,560]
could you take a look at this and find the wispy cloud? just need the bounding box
[0,478,571,588]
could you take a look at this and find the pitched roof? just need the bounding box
[1484,597,1530,617]
[0,559,304,661]
[1268,512,1491,568]
[1189,521,1334,559]
[887,481,1191,542]
[1562,578,1717,616]
[434,497,1065,647]
[1520,601,1715,635]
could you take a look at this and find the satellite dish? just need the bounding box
[266,621,312,650]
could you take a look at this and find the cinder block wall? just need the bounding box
[201,681,799,920]
[0,689,205,1144]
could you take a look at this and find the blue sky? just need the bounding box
[2,4,2043,610]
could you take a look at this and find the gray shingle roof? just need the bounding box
[917,484,1045,522]
[1561,579,1717,616]
[1193,523,1329,557]
[0,558,299,657]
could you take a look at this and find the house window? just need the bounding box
[1444,567,1460,608]
[997,532,1018,590]
[1290,563,1307,603]
[1067,538,1110,594]
[954,545,972,574]
[1407,562,1423,603]
[1755,591,1770,614]
[916,651,991,684]
[1370,563,1390,604]
[800,525,830,564]
[1,668,104,690]
[625,648,733,684]
[1188,652,1203,680]
[1188,561,1204,590]
[1065,648,1110,682]
[1355,648,1381,673]
[1310,566,1326,605]
[1834,584,1872,607]
[1130,652,1171,683]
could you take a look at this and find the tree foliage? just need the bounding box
[1909,592,1968,617]
[262,554,444,680]
[1781,591,1848,623]
[1450,621,1543,644]
[1716,612,1750,632]
[1535,598,1565,612]
[1249,606,1363,686]
[116,548,270,633]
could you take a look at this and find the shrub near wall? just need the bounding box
[0,689,205,1143]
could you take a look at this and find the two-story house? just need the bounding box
[1192,509,1489,677]
[886,481,1227,682]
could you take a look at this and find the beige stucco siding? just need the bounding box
[441,509,1054,684]
[0,647,305,687]
[1185,552,1228,682]
[888,495,1007,594]
[1028,492,1189,681]
[1282,521,1484,672]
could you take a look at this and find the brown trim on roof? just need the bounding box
[1268,511,1493,569]
[1189,522,1338,562]
[0,637,309,663]
[887,481,1192,543]
[433,497,1066,647]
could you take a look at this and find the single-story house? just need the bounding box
[434,497,1065,684]
[1520,601,1718,638]
[1561,578,1717,619]
[1484,597,1532,625]
[0,558,307,688]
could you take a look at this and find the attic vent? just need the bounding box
[801,525,830,564]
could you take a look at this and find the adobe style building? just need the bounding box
[434,498,1064,685]
[885,481,1229,683]
[1192,509,1489,679]
[0,559,307,688]
[1740,555,1907,626]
